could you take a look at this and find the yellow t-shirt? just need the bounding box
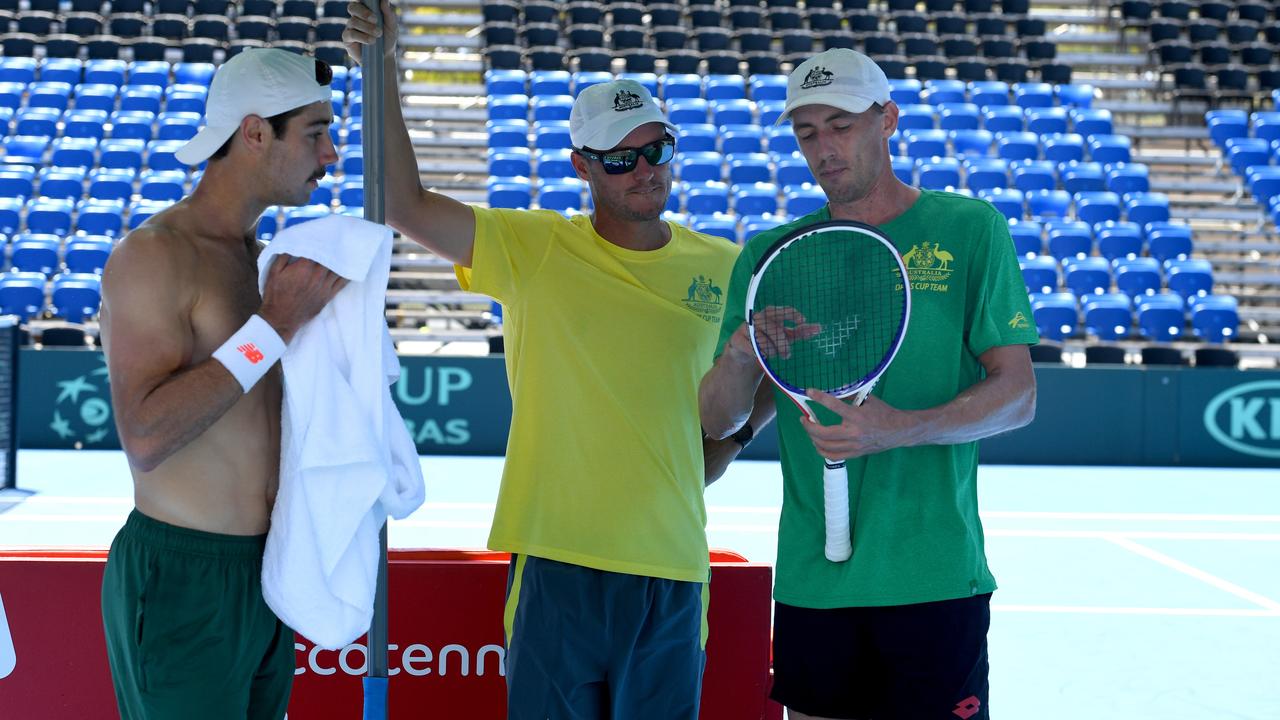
[456,208,739,582]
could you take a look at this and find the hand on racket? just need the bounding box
[801,389,903,460]
[745,221,911,562]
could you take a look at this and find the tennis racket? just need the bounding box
[745,220,911,562]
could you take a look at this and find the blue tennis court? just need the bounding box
[1,450,1277,719]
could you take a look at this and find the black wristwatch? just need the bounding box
[729,421,755,449]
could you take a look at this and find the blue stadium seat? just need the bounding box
[980,187,1025,220]
[892,157,914,184]
[1205,109,1250,149]
[164,84,207,115]
[1105,162,1150,194]
[784,185,825,216]
[1011,160,1056,192]
[889,78,923,106]
[50,272,102,322]
[28,81,74,112]
[763,126,797,155]
[156,111,201,141]
[996,131,1039,161]
[1252,111,1280,145]
[1095,220,1143,261]
[1020,255,1058,293]
[487,178,532,209]
[691,213,738,243]
[705,74,747,101]
[25,198,74,236]
[897,104,937,131]
[533,122,571,150]
[0,83,24,112]
[486,119,529,149]
[38,168,86,200]
[139,169,187,201]
[1,136,49,165]
[982,106,1024,133]
[904,129,948,158]
[686,181,730,215]
[1026,107,1069,135]
[757,100,786,127]
[530,95,572,123]
[924,79,967,105]
[722,125,765,155]
[661,74,703,101]
[309,177,334,206]
[1013,82,1055,108]
[109,110,156,141]
[749,75,787,102]
[61,109,108,141]
[14,107,61,140]
[1045,219,1092,260]
[666,181,684,213]
[732,182,778,216]
[1075,190,1122,225]
[1070,108,1113,138]
[677,124,718,153]
[339,146,363,175]
[1225,136,1270,177]
[1042,133,1086,163]
[964,157,1009,192]
[1088,135,1132,164]
[0,197,23,235]
[486,69,528,96]
[120,85,163,115]
[534,148,573,179]
[488,94,529,121]
[1081,292,1132,339]
[0,106,13,134]
[1030,292,1078,340]
[84,60,128,88]
[742,214,787,240]
[76,198,125,236]
[938,103,980,131]
[342,119,363,147]
[776,153,814,188]
[10,234,60,276]
[63,236,113,274]
[968,81,1010,108]
[1063,256,1112,296]
[711,98,753,127]
[1189,294,1238,342]
[1055,84,1095,109]
[679,152,723,183]
[87,167,135,201]
[128,199,173,230]
[1135,292,1185,341]
[536,178,585,212]
[1247,165,1280,207]
[1059,160,1104,193]
[617,73,659,98]
[1125,192,1171,228]
[0,167,35,200]
[1008,219,1043,257]
[146,139,187,171]
[174,62,216,87]
[918,157,961,190]
[1114,256,1162,298]
[571,71,613,97]
[127,61,171,89]
[337,178,363,208]
[330,89,346,118]
[73,83,119,113]
[726,153,771,184]
[0,271,46,320]
[282,205,332,228]
[1027,189,1072,219]
[1164,258,1213,300]
[0,58,37,85]
[950,129,994,156]
[99,137,146,170]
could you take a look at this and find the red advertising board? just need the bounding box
[0,549,777,719]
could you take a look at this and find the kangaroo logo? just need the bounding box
[800,67,835,89]
[613,90,643,112]
[0,592,16,679]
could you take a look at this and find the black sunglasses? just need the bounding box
[577,134,676,175]
[314,58,333,87]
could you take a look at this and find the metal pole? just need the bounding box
[359,1,389,717]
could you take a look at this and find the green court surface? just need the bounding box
[2,451,1277,719]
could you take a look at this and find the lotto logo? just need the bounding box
[952,695,981,719]
[238,343,265,364]
[0,592,16,679]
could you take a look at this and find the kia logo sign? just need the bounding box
[1203,380,1280,459]
[0,593,15,679]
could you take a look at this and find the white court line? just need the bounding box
[987,529,1280,541]
[993,604,1280,617]
[983,511,1280,523]
[1106,535,1280,612]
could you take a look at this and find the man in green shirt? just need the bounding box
[700,49,1040,720]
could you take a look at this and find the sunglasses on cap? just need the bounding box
[314,58,333,86]
[576,134,676,175]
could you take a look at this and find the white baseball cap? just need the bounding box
[569,79,678,150]
[175,48,334,166]
[778,49,892,125]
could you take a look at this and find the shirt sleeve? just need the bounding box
[713,240,757,360]
[453,207,557,305]
[965,210,1041,358]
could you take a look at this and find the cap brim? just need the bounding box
[174,125,239,166]
[775,93,879,125]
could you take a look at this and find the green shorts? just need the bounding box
[101,510,294,720]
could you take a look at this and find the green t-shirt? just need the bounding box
[458,208,740,583]
[716,191,1040,607]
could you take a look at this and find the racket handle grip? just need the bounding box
[823,459,853,562]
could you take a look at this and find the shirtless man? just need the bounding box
[99,49,346,719]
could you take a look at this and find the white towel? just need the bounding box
[258,214,425,650]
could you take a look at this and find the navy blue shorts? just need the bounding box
[503,554,709,720]
[770,593,992,720]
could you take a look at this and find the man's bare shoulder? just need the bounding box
[104,207,198,285]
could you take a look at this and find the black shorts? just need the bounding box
[770,594,991,720]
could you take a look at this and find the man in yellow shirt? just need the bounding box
[345,3,772,716]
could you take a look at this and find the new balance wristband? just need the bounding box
[211,315,286,393]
